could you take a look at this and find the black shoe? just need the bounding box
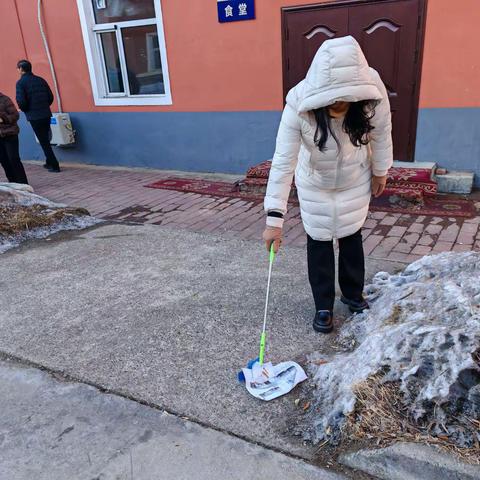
[48,166,61,173]
[341,296,369,313]
[313,310,334,334]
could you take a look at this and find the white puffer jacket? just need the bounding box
[264,36,393,241]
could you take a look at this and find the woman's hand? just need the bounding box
[262,226,283,253]
[372,175,387,198]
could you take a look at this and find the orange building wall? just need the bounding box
[1,0,479,112]
[420,0,480,108]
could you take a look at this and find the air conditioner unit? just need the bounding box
[50,112,75,146]
[34,113,75,146]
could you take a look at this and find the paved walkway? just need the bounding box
[1,358,344,480]
[13,162,480,262]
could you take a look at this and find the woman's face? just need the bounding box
[329,101,350,113]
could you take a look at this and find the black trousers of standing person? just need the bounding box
[30,118,59,170]
[307,229,365,312]
[0,135,29,184]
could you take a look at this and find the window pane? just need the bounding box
[92,0,155,24]
[121,25,165,95]
[99,32,124,93]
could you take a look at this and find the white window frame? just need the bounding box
[146,32,161,71]
[76,0,172,106]
[96,29,126,97]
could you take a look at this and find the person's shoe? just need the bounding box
[48,166,61,173]
[341,295,369,313]
[313,310,334,334]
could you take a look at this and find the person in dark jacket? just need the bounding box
[16,59,60,173]
[0,92,29,184]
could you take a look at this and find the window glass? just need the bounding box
[99,31,124,93]
[92,0,155,24]
[122,25,164,95]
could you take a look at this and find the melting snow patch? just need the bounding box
[0,215,101,254]
[305,252,480,450]
[0,183,102,253]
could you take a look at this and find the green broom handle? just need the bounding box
[259,331,267,365]
[259,243,275,365]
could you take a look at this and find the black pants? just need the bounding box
[0,135,29,184]
[307,230,365,311]
[30,118,59,169]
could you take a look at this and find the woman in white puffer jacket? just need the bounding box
[263,36,393,334]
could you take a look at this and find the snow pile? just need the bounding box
[0,183,101,253]
[306,252,480,449]
[0,182,63,208]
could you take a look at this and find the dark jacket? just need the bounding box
[16,72,54,121]
[0,93,20,138]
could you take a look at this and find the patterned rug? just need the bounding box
[244,161,438,195]
[370,190,476,217]
[386,167,437,196]
[145,178,264,202]
[145,177,476,218]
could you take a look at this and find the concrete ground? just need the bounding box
[0,222,404,478]
[2,161,479,478]
[0,357,344,480]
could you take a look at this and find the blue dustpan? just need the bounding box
[237,357,259,383]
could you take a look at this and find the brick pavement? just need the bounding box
[6,162,480,263]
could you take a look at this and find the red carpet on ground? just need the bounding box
[369,191,476,217]
[145,178,263,202]
[386,167,437,196]
[145,176,476,218]
[245,161,438,195]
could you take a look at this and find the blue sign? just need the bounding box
[218,0,255,23]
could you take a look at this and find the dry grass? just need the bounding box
[384,304,403,325]
[0,204,89,236]
[344,374,480,464]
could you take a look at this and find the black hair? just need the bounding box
[313,100,378,152]
[17,59,32,73]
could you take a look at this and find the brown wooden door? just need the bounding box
[282,0,426,161]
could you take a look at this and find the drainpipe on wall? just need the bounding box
[13,0,28,59]
[37,0,62,113]
[36,0,76,146]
